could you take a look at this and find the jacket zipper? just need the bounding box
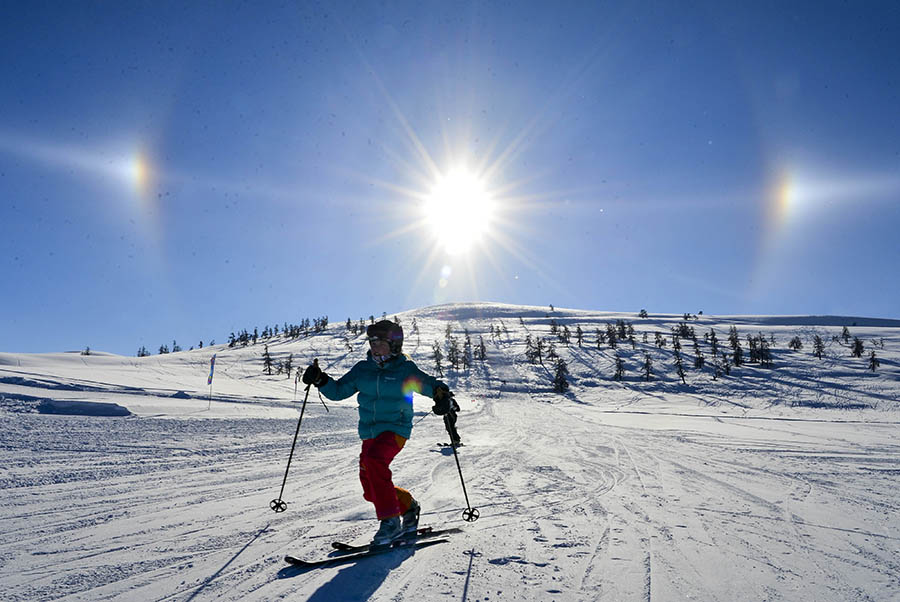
[374,369,380,432]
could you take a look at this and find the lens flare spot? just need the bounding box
[129,151,152,197]
[774,173,793,224]
[402,375,423,404]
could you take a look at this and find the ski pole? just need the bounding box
[270,362,316,513]
[444,411,479,522]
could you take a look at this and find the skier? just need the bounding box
[302,319,458,545]
[443,397,462,447]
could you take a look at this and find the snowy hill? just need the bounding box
[1,303,898,601]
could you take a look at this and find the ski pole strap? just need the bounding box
[316,388,329,412]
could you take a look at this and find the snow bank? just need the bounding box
[0,394,130,416]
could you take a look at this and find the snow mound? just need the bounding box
[37,399,131,416]
[0,395,131,416]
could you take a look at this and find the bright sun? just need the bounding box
[423,168,494,255]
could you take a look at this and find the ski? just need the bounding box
[331,526,462,553]
[285,537,449,568]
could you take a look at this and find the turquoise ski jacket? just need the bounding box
[319,352,447,440]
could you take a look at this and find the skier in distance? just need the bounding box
[302,319,458,545]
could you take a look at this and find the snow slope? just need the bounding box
[1,303,898,601]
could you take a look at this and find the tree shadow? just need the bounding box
[184,525,270,602]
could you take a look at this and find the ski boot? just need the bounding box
[401,498,421,535]
[372,516,402,546]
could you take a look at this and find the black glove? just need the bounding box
[432,385,454,415]
[302,362,329,387]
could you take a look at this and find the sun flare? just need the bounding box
[423,168,494,255]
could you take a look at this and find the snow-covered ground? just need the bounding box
[1,303,898,601]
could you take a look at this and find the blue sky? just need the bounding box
[2,1,899,355]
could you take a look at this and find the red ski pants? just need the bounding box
[359,431,414,519]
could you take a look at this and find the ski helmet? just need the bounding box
[366,320,404,355]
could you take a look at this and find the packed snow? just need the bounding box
[1,303,898,601]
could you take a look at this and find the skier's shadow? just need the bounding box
[278,547,413,601]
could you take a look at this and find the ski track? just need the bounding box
[1,305,899,600]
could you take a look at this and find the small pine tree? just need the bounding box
[655,332,666,349]
[693,342,705,369]
[525,334,536,363]
[137,346,150,357]
[262,345,273,375]
[709,329,719,357]
[674,349,686,384]
[813,335,825,359]
[284,353,293,378]
[447,337,461,370]
[851,337,864,358]
[759,337,773,368]
[614,354,625,381]
[432,341,444,377]
[576,326,584,347]
[733,345,743,367]
[842,326,851,344]
[535,338,545,364]
[747,334,759,363]
[728,325,740,351]
[617,320,627,340]
[789,336,803,351]
[547,342,558,361]
[642,354,653,381]
[868,350,880,372]
[553,358,570,393]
